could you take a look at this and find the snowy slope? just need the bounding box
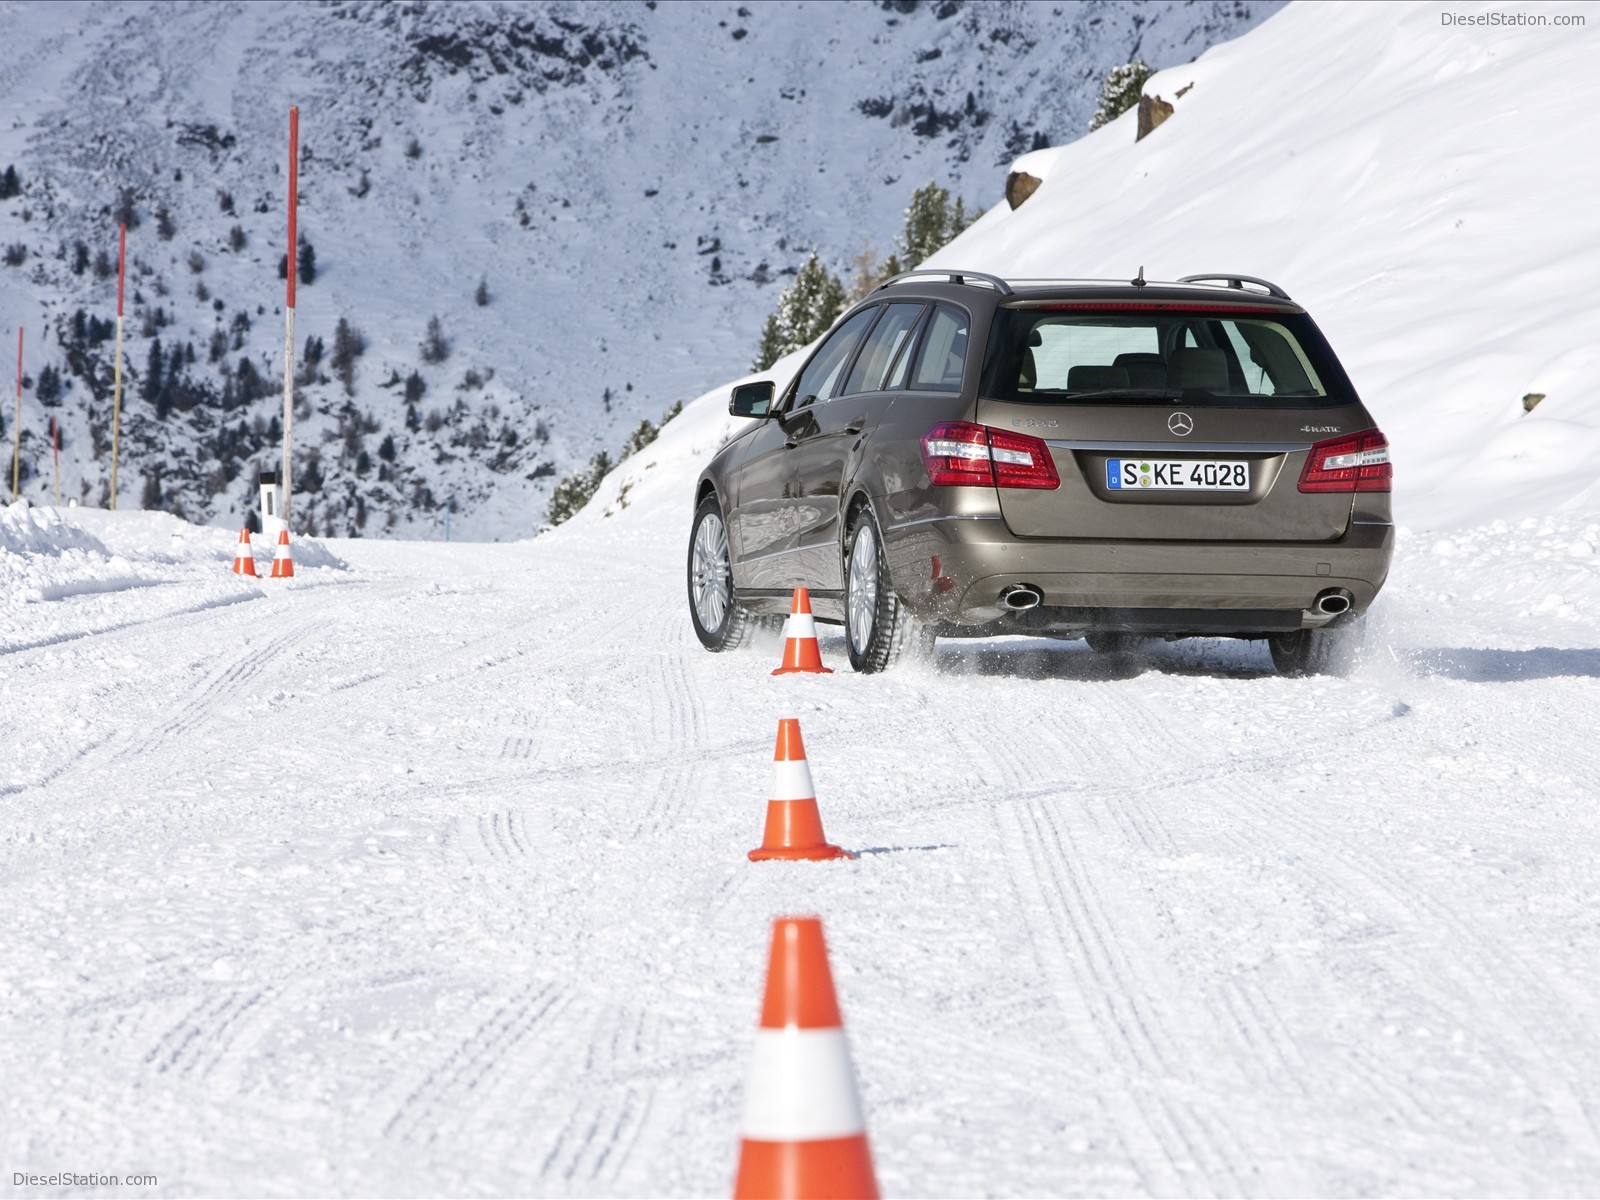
[0,0,1278,540]
[926,0,1600,530]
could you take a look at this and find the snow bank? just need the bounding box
[0,501,345,612]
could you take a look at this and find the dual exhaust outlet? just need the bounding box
[998,584,1354,617]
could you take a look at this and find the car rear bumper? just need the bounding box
[882,513,1394,632]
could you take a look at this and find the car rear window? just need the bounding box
[980,306,1358,408]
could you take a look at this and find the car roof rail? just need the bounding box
[873,268,1015,297]
[1176,274,1292,300]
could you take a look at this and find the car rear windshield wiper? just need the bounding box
[1056,388,1186,402]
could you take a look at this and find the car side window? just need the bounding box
[884,307,931,390]
[788,307,879,410]
[908,305,970,392]
[840,303,926,396]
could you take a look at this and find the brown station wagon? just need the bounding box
[687,270,1393,675]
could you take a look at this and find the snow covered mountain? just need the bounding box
[0,0,1279,540]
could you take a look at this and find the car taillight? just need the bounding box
[1298,428,1391,493]
[921,421,1060,490]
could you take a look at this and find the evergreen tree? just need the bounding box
[623,418,658,458]
[1089,60,1154,131]
[113,187,140,230]
[330,317,366,395]
[897,184,981,269]
[298,240,317,285]
[36,365,61,406]
[0,165,19,200]
[420,315,449,364]
[901,184,948,267]
[546,450,613,526]
[142,339,165,406]
[474,277,490,307]
[378,433,397,462]
[752,311,787,374]
[751,252,847,371]
[404,371,425,405]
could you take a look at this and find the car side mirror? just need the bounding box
[730,380,775,418]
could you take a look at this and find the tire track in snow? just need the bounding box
[382,982,571,1147]
[1224,778,1600,1157]
[536,1005,662,1187]
[1087,680,1600,1162]
[139,988,269,1081]
[121,621,319,758]
[998,798,1250,1196]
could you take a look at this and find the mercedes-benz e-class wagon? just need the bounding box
[688,270,1392,675]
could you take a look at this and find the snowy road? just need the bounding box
[4,499,1600,1197]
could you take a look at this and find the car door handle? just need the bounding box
[844,421,864,435]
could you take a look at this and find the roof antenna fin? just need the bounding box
[1131,265,1147,289]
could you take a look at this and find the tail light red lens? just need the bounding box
[1298,428,1392,493]
[921,421,1060,490]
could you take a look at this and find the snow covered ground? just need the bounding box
[3,478,1600,1196]
[6,1,1600,1195]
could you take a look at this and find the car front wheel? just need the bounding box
[688,494,755,651]
[843,506,916,673]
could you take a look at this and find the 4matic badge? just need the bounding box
[1301,424,1341,434]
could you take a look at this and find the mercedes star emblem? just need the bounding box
[1168,412,1194,437]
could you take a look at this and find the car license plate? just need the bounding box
[1105,459,1250,491]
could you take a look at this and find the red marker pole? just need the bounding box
[110,223,126,510]
[280,105,298,528]
[51,414,60,505]
[10,326,21,503]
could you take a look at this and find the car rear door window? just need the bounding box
[908,306,970,392]
[789,307,880,409]
[841,303,925,396]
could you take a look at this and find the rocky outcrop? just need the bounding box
[1005,171,1042,210]
[1136,93,1175,141]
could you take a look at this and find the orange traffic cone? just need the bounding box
[270,528,295,579]
[231,527,257,577]
[772,587,832,675]
[749,719,852,862]
[734,916,879,1200]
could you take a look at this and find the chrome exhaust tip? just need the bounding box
[1313,588,1353,617]
[1001,584,1043,611]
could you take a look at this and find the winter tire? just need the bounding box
[1268,616,1364,677]
[688,494,755,652]
[843,505,916,673]
[1083,631,1144,658]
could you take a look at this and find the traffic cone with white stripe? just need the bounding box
[269,528,295,579]
[231,527,257,577]
[734,916,878,1200]
[749,719,852,862]
[772,587,832,675]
